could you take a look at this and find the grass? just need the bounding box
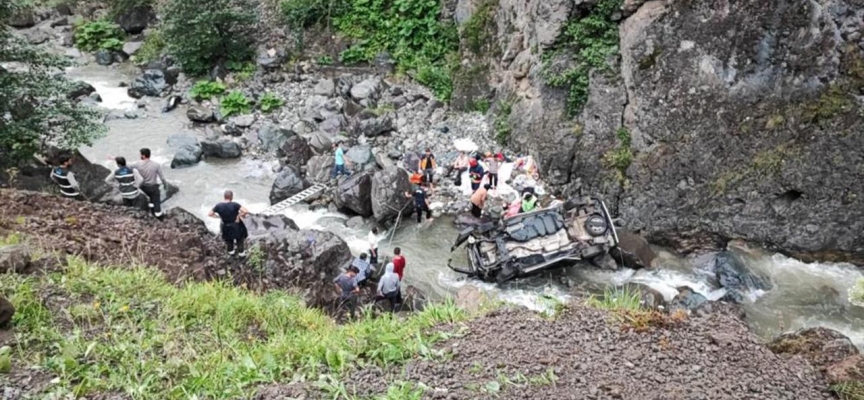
[586,286,682,332]
[0,257,468,399]
[833,381,864,400]
[494,96,515,145]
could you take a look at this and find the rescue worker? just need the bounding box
[208,190,250,257]
[470,184,491,218]
[468,159,485,192]
[104,157,143,207]
[484,152,500,190]
[418,148,436,187]
[521,192,537,213]
[405,183,433,223]
[50,154,81,200]
[377,262,402,313]
[131,148,167,218]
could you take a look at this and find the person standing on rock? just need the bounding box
[368,227,380,266]
[104,157,143,207]
[392,247,406,280]
[406,183,433,224]
[377,262,402,313]
[208,190,250,257]
[352,253,372,286]
[484,152,500,190]
[50,154,82,200]
[449,151,470,187]
[131,148,167,218]
[330,141,351,179]
[471,184,491,218]
[334,266,360,320]
[468,159,485,192]
[418,148,437,187]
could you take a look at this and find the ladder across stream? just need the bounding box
[262,183,329,215]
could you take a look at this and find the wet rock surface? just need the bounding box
[714,251,771,303]
[269,166,308,204]
[769,327,860,370]
[371,166,413,223]
[333,171,374,217]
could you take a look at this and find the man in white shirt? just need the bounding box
[368,227,380,266]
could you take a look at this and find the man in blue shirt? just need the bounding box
[330,141,351,179]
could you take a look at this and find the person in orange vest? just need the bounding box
[417,148,437,187]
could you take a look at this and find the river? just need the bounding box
[70,65,864,348]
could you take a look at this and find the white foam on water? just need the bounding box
[627,268,721,302]
[438,273,572,312]
[80,76,137,110]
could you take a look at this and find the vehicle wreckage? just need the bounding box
[448,196,619,283]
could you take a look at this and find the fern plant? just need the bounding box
[258,92,285,113]
[189,81,227,102]
[220,91,252,117]
[74,21,125,52]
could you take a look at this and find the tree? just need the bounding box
[161,0,256,76]
[0,2,106,162]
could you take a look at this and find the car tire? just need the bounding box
[584,215,608,237]
[581,245,604,259]
[496,266,518,284]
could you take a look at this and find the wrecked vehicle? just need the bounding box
[448,196,619,283]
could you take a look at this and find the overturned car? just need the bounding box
[448,196,619,283]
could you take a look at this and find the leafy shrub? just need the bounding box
[603,127,633,183]
[74,20,125,52]
[134,27,165,65]
[281,0,347,31]
[316,55,333,65]
[493,97,514,144]
[226,60,256,81]
[849,278,864,308]
[189,81,226,101]
[413,61,455,102]
[472,98,490,113]
[220,91,251,117]
[161,0,256,75]
[258,92,285,113]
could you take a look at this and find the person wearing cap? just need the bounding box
[468,158,485,192]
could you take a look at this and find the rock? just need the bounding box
[714,251,771,303]
[0,245,31,274]
[402,152,421,173]
[826,355,864,385]
[350,78,382,101]
[243,214,299,240]
[115,5,154,34]
[344,98,365,117]
[345,216,365,229]
[87,92,102,103]
[128,69,167,98]
[345,145,374,169]
[455,286,492,314]
[308,131,333,154]
[231,114,256,128]
[769,327,859,369]
[333,171,374,217]
[669,287,707,313]
[277,135,313,169]
[402,285,428,312]
[373,52,396,74]
[305,155,334,183]
[187,105,216,123]
[0,295,14,329]
[622,283,667,311]
[201,139,242,159]
[269,166,308,204]
[25,28,51,45]
[67,81,96,100]
[258,123,294,153]
[610,230,657,269]
[256,46,285,70]
[161,95,181,113]
[50,17,69,27]
[122,41,143,56]
[319,115,346,134]
[392,96,408,109]
[313,79,336,97]
[371,166,413,222]
[357,115,394,137]
[167,133,202,168]
[9,9,36,28]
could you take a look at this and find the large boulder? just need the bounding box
[128,69,167,98]
[356,115,394,137]
[714,251,772,303]
[187,106,216,123]
[277,135,312,168]
[0,295,14,328]
[115,5,154,34]
[668,286,708,313]
[345,145,374,170]
[769,327,859,369]
[167,134,203,168]
[610,230,658,270]
[333,171,374,217]
[201,139,242,159]
[305,155,334,183]
[258,123,294,153]
[9,9,36,28]
[67,81,96,100]
[243,214,299,240]
[0,245,32,274]
[313,78,336,97]
[826,355,864,386]
[371,166,412,222]
[350,78,382,103]
[307,131,333,154]
[269,166,308,204]
[402,152,421,173]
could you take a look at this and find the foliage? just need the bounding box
[586,286,678,332]
[849,278,864,308]
[586,286,643,312]
[280,0,347,31]
[161,0,256,75]
[413,61,456,101]
[134,27,165,65]
[493,97,515,144]
[603,127,632,182]
[0,3,106,162]
[472,98,490,113]
[189,80,227,101]
[226,60,256,82]
[258,92,285,113]
[220,91,252,117]
[832,381,864,400]
[544,0,622,116]
[316,55,334,65]
[0,256,468,398]
[74,20,125,52]
[462,0,497,56]
[246,243,265,270]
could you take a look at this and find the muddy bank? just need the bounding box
[260,305,831,399]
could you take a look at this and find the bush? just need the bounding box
[161,0,256,76]
[220,91,251,117]
[259,92,285,113]
[189,81,226,101]
[281,0,346,31]
[413,61,455,102]
[849,278,864,308]
[134,27,165,65]
[74,20,125,52]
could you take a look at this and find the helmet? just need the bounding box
[469,159,478,167]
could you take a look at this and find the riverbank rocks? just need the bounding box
[623,283,667,311]
[187,105,216,123]
[308,131,333,154]
[258,123,294,153]
[350,78,382,106]
[769,327,859,369]
[269,166,307,204]
[305,155,333,183]
[115,5,154,34]
[357,115,393,137]
[67,81,96,100]
[0,245,31,274]
[128,69,167,98]
[714,251,771,303]
[0,295,14,328]
[243,214,299,240]
[371,167,412,222]
[611,230,657,269]
[167,134,203,168]
[313,78,335,97]
[201,138,241,159]
[277,135,312,168]
[346,145,374,171]
[333,171,374,217]
[669,286,708,313]
[95,49,114,66]
[9,9,36,28]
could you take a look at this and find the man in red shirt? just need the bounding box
[392,247,406,280]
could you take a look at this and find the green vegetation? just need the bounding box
[134,27,165,65]
[280,0,347,31]
[472,98,490,113]
[586,286,643,312]
[316,55,334,65]
[0,2,106,162]
[544,0,622,116]
[493,97,515,144]
[74,20,125,52]
[832,381,864,400]
[603,127,633,182]
[258,92,285,113]
[220,90,252,117]
[462,0,497,56]
[189,81,227,102]
[849,278,864,308]
[161,0,256,75]
[586,286,683,332]
[0,256,467,398]
[801,85,854,123]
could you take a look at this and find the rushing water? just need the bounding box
[70,65,864,348]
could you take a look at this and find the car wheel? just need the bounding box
[581,245,604,259]
[584,215,608,236]
[496,266,518,284]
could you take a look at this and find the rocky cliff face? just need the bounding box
[454,0,864,263]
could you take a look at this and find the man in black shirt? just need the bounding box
[208,190,250,256]
[405,183,433,223]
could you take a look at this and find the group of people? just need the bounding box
[333,234,408,319]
